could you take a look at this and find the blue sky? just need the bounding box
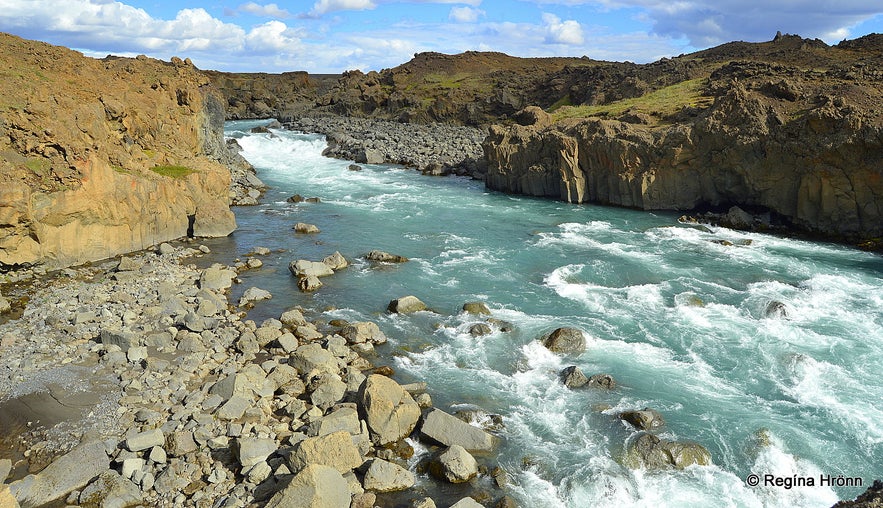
[0,1,881,73]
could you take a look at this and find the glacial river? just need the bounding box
[210,121,883,507]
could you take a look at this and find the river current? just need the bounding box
[210,121,883,507]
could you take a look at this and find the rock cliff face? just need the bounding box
[0,34,238,269]
[484,36,883,242]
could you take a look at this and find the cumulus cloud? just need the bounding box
[542,13,584,45]
[238,2,291,18]
[245,21,303,53]
[449,6,485,23]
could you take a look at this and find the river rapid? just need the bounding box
[206,121,883,507]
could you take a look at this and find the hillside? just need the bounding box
[0,33,241,269]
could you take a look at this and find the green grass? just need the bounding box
[551,79,713,122]
[150,165,194,178]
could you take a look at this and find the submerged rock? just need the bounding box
[364,250,409,263]
[619,409,665,431]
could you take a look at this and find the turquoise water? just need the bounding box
[217,121,883,507]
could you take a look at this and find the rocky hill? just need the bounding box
[483,34,883,244]
[0,33,244,269]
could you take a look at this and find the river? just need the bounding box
[202,120,883,507]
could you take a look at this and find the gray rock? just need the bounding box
[362,459,415,492]
[340,321,387,344]
[359,375,421,446]
[387,295,427,314]
[430,445,478,483]
[78,470,141,508]
[294,222,321,234]
[541,327,586,354]
[624,432,712,470]
[420,408,499,453]
[619,409,665,431]
[290,260,335,278]
[587,373,617,389]
[469,323,492,337]
[9,440,109,508]
[450,498,484,508]
[280,308,308,327]
[126,428,165,452]
[298,275,323,292]
[0,459,11,482]
[307,407,361,437]
[322,251,348,270]
[287,431,364,474]
[238,437,278,469]
[239,287,272,306]
[265,464,350,508]
[100,328,139,352]
[158,242,175,255]
[199,264,237,291]
[462,302,491,315]
[363,250,409,263]
[310,374,347,410]
[216,395,251,420]
[559,366,588,388]
[165,431,197,457]
[291,343,337,375]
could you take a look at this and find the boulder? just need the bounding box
[322,251,348,270]
[298,275,323,292]
[358,375,421,445]
[429,445,478,483]
[765,300,788,318]
[362,459,415,492]
[469,323,492,337]
[587,373,616,389]
[559,366,588,388]
[126,428,165,452]
[8,440,109,508]
[420,408,499,453]
[199,264,237,291]
[462,302,491,315]
[238,287,272,306]
[290,260,335,278]
[294,222,321,234]
[265,464,350,508]
[450,498,484,508]
[290,343,338,375]
[364,250,409,263]
[625,432,711,470]
[77,470,141,508]
[387,295,427,314]
[619,409,665,431]
[287,431,364,474]
[541,327,586,354]
[307,407,361,437]
[309,374,347,410]
[340,321,387,344]
[280,308,308,327]
[237,437,277,469]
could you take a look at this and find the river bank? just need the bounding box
[0,237,516,507]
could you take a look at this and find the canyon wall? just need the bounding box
[0,34,237,269]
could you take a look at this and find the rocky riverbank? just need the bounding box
[287,116,487,178]
[0,242,516,507]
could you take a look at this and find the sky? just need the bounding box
[0,1,881,73]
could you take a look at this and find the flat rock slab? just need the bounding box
[9,440,109,508]
[265,464,350,508]
[420,408,499,453]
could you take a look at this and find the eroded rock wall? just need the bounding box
[484,85,883,240]
[0,34,237,269]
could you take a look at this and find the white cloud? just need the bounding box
[309,0,377,16]
[542,13,584,45]
[238,2,291,18]
[245,21,303,53]
[449,6,485,23]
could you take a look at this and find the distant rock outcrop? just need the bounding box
[484,36,883,243]
[0,34,241,269]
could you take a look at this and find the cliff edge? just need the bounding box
[0,34,237,269]
[484,35,883,243]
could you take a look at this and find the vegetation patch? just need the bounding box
[150,165,194,178]
[551,79,713,123]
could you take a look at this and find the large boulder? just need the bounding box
[462,302,491,315]
[559,366,588,388]
[287,431,364,474]
[290,260,335,278]
[199,264,237,291]
[358,375,421,445]
[624,432,712,470]
[290,343,338,375]
[619,409,665,431]
[429,445,478,483]
[322,251,348,270]
[77,470,141,508]
[265,464,350,508]
[362,459,415,492]
[294,222,320,234]
[341,321,387,344]
[420,408,499,453]
[541,327,586,354]
[364,250,409,263]
[387,295,427,314]
[9,440,109,508]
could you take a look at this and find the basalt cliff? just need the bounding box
[0,34,241,270]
